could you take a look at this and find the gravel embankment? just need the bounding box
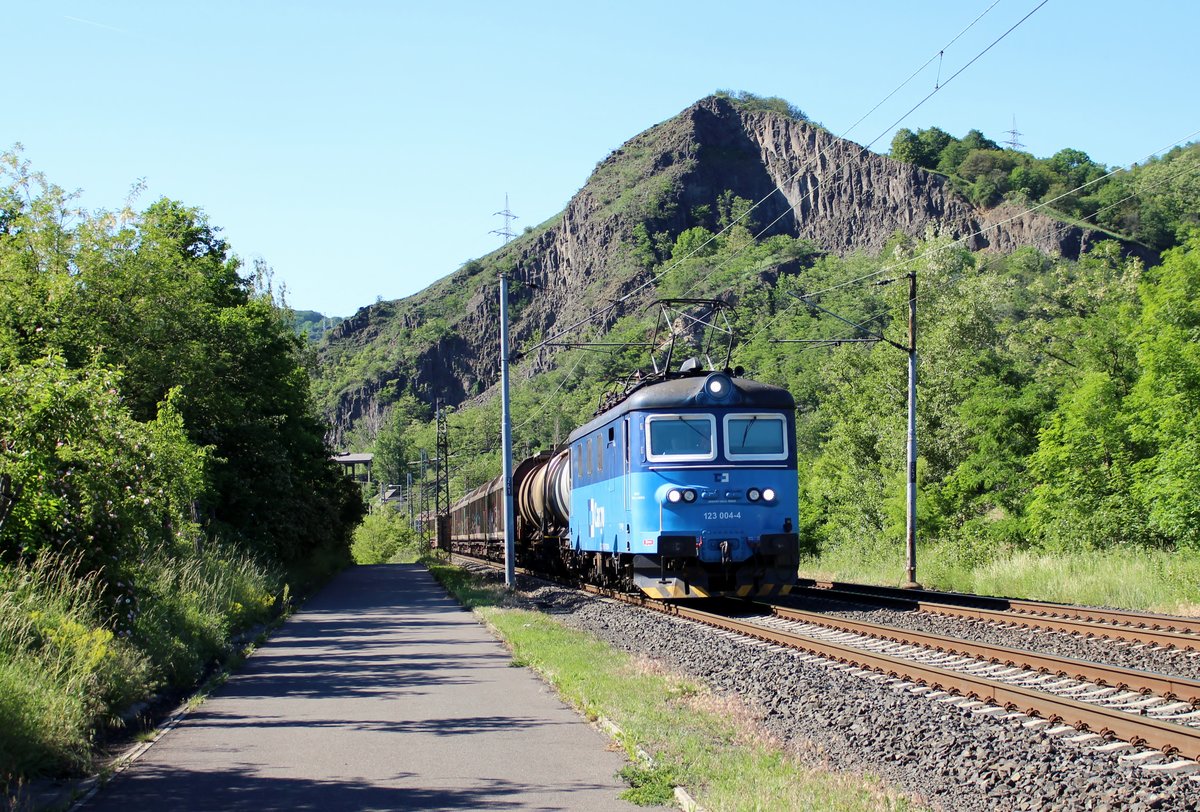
[493,574,1199,812]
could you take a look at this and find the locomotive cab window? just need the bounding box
[723,413,788,460]
[646,414,717,462]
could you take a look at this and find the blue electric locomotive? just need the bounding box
[447,365,799,599]
[564,368,798,598]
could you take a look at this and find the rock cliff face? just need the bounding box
[318,96,1135,443]
[732,105,1111,257]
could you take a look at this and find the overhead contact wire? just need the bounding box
[737,128,1200,354]
[838,0,1003,147]
[679,0,1020,303]
[897,152,1200,314]
[758,132,1200,356]
[858,0,1050,154]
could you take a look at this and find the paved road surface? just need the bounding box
[83,564,642,811]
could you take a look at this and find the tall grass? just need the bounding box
[132,544,282,687]
[0,545,283,788]
[0,556,152,781]
[800,538,1200,614]
[950,548,1200,613]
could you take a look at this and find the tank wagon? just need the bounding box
[447,368,799,599]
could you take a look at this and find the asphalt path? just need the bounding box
[82,564,642,811]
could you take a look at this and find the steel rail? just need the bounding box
[795,581,1200,650]
[754,600,1200,704]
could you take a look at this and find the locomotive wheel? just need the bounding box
[617,554,634,592]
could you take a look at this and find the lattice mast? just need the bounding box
[1004,115,1025,151]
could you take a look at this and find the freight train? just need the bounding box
[444,365,799,599]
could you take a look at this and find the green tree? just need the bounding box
[1125,236,1200,548]
[0,151,362,570]
[890,127,955,171]
[1123,145,1200,249]
[374,395,426,486]
[632,223,657,268]
[957,149,1019,206]
[1026,372,1139,548]
[671,226,717,259]
[936,129,997,175]
[1008,163,1052,201]
[0,358,207,618]
[916,127,954,169]
[716,190,756,232]
[889,128,923,166]
[1046,148,1102,189]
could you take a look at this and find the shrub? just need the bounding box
[351,509,420,564]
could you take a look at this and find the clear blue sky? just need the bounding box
[6,1,1197,317]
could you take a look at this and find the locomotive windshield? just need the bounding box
[646,414,716,461]
[724,414,788,460]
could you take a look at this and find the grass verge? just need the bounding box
[428,562,916,812]
[800,540,1200,615]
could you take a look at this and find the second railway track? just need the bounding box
[795,579,1200,651]
[756,599,1200,704]
[649,597,1200,765]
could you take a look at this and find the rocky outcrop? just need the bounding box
[731,103,1118,258]
[319,95,1144,441]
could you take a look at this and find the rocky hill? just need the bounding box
[315,94,1136,444]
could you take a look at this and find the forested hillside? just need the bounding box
[383,229,1200,572]
[0,150,363,784]
[889,125,1200,249]
[329,95,1200,609]
[315,94,1129,447]
[294,309,344,343]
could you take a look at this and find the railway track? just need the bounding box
[640,598,1200,765]
[448,552,1200,766]
[757,600,1200,703]
[794,579,1200,651]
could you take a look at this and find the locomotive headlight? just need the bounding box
[703,372,733,400]
[747,488,762,502]
[762,488,777,502]
[682,489,697,503]
[667,489,683,504]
